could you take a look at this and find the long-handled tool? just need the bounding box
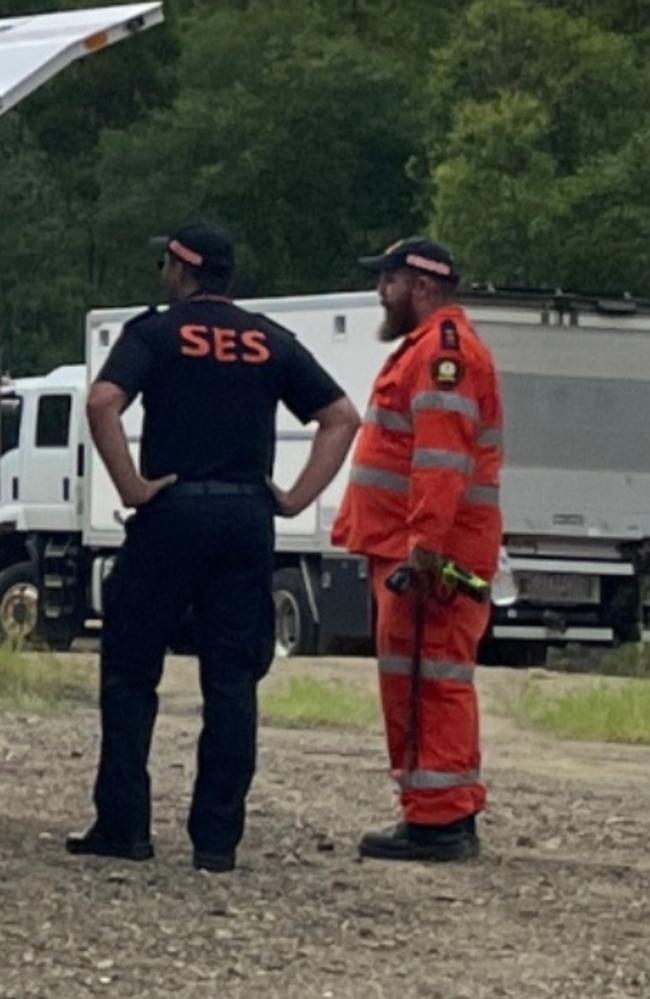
[385,559,490,774]
[405,581,426,772]
[385,560,491,604]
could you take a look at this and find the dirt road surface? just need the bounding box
[2,657,650,999]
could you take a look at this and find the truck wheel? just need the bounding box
[0,562,40,645]
[272,568,318,657]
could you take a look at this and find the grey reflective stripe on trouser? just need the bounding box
[364,406,412,433]
[476,426,503,447]
[412,448,474,475]
[464,484,500,506]
[398,768,481,790]
[411,390,479,422]
[350,464,409,493]
[378,655,474,684]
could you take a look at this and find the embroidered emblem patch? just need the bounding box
[440,319,460,351]
[432,357,464,389]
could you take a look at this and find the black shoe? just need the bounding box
[66,828,154,862]
[193,850,236,873]
[359,817,479,862]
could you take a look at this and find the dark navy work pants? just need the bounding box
[93,492,275,853]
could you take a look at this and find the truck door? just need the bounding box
[19,390,80,530]
[0,391,23,508]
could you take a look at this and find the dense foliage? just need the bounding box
[2,0,649,373]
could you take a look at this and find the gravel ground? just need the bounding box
[1,658,650,999]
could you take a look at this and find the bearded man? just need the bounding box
[333,237,503,862]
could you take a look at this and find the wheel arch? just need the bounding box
[0,533,33,574]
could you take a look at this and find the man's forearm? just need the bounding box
[88,406,141,502]
[285,421,357,513]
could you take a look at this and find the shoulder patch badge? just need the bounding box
[440,318,460,351]
[432,356,464,389]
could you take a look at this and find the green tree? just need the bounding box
[0,115,88,374]
[15,12,179,284]
[548,128,650,292]
[0,0,180,372]
[422,0,650,292]
[433,93,558,286]
[545,0,650,43]
[94,4,424,302]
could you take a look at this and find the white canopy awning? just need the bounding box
[0,3,164,115]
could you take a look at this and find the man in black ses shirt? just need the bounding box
[67,223,360,872]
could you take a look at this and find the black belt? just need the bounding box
[166,481,268,497]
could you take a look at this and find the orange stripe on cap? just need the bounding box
[405,253,451,276]
[169,239,203,267]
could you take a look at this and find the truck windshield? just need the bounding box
[1,395,22,456]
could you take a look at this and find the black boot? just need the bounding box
[66,827,154,862]
[359,816,479,862]
[193,850,236,873]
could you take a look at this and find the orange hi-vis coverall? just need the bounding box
[332,304,503,825]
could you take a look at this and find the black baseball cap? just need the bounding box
[159,222,234,278]
[359,236,459,284]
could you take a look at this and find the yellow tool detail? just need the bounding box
[440,561,491,603]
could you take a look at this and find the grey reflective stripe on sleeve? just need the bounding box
[411,390,479,422]
[350,464,409,493]
[379,655,474,683]
[476,426,503,447]
[464,484,500,506]
[412,449,474,475]
[364,406,412,432]
[398,768,481,790]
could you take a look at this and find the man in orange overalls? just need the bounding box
[333,237,503,861]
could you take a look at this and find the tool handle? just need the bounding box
[385,561,490,604]
[441,562,491,603]
[384,565,415,596]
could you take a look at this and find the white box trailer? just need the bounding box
[2,287,650,661]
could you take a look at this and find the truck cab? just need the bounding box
[0,367,85,642]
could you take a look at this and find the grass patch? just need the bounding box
[0,645,94,713]
[549,642,650,678]
[260,676,380,730]
[512,676,650,744]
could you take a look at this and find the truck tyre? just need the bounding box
[0,562,40,646]
[272,567,318,657]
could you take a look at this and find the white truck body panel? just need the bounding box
[491,313,650,542]
[3,289,649,650]
[83,291,650,551]
[83,295,394,548]
[0,3,163,115]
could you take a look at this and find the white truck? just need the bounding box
[1,287,649,663]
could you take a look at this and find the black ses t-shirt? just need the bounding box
[97,298,345,482]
